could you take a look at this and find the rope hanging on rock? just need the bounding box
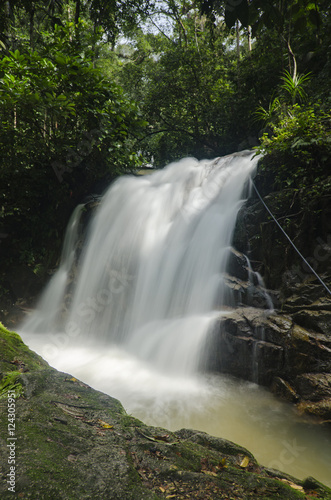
[251,179,331,296]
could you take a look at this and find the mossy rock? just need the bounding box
[1,325,331,499]
[0,322,48,373]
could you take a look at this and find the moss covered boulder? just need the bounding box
[1,323,331,499]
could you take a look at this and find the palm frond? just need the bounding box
[280,70,311,103]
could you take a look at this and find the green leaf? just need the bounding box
[55,54,67,65]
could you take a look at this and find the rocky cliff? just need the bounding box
[208,165,331,422]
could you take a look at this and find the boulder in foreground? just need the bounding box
[1,324,331,499]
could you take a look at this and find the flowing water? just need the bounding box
[20,152,331,486]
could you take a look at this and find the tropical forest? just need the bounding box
[1,1,331,499]
[0,0,329,276]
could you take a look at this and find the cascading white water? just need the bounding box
[20,151,331,487]
[22,203,85,333]
[23,151,258,372]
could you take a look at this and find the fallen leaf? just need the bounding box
[280,479,304,492]
[154,434,170,442]
[97,419,113,429]
[202,470,217,477]
[217,457,227,469]
[239,456,250,468]
[136,428,176,444]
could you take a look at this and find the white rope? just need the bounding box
[251,179,331,296]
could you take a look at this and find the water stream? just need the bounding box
[20,152,331,486]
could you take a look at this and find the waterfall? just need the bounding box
[22,203,85,333]
[21,151,258,374]
[19,151,331,487]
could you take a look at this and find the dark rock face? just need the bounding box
[209,178,331,423]
[207,306,331,416]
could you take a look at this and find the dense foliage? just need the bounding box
[114,0,330,167]
[0,13,147,271]
[0,0,330,281]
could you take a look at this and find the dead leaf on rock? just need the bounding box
[217,457,227,469]
[136,428,176,445]
[97,419,113,429]
[202,470,217,477]
[154,434,170,442]
[280,479,304,492]
[239,456,250,468]
[64,377,89,388]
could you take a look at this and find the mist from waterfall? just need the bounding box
[20,151,331,487]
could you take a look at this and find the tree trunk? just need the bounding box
[4,1,14,49]
[29,7,35,48]
[74,0,81,25]
[236,21,240,61]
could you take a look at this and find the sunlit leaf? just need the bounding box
[218,457,228,469]
[239,456,250,468]
[97,419,113,429]
[280,479,304,492]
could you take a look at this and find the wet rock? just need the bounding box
[207,309,285,385]
[294,373,331,402]
[253,340,284,385]
[223,274,273,309]
[226,248,250,282]
[206,308,331,420]
[290,324,331,360]
[297,399,331,421]
[233,175,331,295]
[232,199,265,271]
[230,179,331,423]
[271,377,299,403]
[292,309,331,336]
